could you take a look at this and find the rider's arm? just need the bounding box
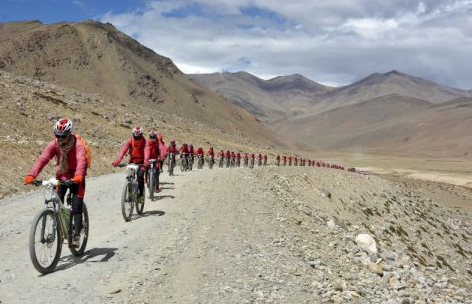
[73,137,86,177]
[28,140,56,178]
[114,138,132,163]
[144,141,151,165]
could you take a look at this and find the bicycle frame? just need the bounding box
[37,178,70,243]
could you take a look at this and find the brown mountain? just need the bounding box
[299,70,472,117]
[0,20,283,147]
[189,71,332,123]
[0,20,298,198]
[271,94,472,157]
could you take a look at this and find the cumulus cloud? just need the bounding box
[101,0,472,89]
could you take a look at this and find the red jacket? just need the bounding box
[115,137,146,164]
[208,147,214,156]
[29,136,86,180]
[196,147,204,155]
[158,140,167,160]
[167,143,178,154]
[145,140,160,167]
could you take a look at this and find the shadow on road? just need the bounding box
[46,247,118,274]
[138,210,165,218]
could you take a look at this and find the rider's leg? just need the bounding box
[137,166,145,197]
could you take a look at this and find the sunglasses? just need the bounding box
[55,134,69,139]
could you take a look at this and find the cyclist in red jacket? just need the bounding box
[25,118,86,247]
[112,126,147,203]
[145,129,160,193]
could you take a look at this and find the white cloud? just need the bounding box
[101,0,472,89]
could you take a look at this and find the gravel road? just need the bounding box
[1,166,471,304]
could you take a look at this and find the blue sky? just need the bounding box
[1,0,472,90]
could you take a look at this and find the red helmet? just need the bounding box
[132,126,143,137]
[148,129,157,139]
[54,118,73,136]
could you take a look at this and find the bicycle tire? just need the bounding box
[149,167,155,200]
[69,203,89,256]
[29,209,62,274]
[121,182,133,221]
[135,183,145,215]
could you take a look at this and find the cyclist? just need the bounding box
[276,155,280,166]
[263,154,268,166]
[24,118,86,247]
[179,142,189,161]
[112,126,147,204]
[145,129,161,193]
[257,153,262,166]
[188,143,195,167]
[157,133,167,173]
[283,155,287,166]
[196,146,204,168]
[167,138,178,169]
[236,152,241,167]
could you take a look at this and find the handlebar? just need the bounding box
[31,178,76,187]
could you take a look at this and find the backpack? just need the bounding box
[75,134,92,168]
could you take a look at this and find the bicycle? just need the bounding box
[167,153,176,176]
[208,155,214,169]
[147,159,159,200]
[188,154,194,171]
[118,163,145,221]
[197,154,204,169]
[180,153,188,172]
[28,178,89,274]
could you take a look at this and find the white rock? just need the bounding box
[355,234,378,255]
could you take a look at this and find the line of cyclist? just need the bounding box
[24,119,349,247]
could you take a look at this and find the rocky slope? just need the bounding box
[0,20,283,148]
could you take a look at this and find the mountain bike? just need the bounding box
[180,153,188,172]
[197,154,204,169]
[167,153,176,176]
[118,163,144,221]
[188,154,194,171]
[236,158,241,167]
[28,178,89,274]
[208,155,214,169]
[258,159,262,167]
[147,159,159,200]
[218,156,224,168]
[244,158,248,167]
[249,158,255,169]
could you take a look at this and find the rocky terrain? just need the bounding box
[0,165,471,303]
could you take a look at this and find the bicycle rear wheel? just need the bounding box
[29,209,62,274]
[121,182,134,221]
[69,203,89,256]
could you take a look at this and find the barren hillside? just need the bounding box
[189,72,331,123]
[271,94,472,158]
[0,20,283,146]
[299,70,472,117]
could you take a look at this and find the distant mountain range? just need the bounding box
[189,72,332,123]
[189,70,472,157]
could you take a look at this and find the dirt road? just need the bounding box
[1,166,471,304]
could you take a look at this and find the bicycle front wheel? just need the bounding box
[149,169,155,200]
[29,209,62,274]
[69,203,89,256]
[121,182,134,221]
